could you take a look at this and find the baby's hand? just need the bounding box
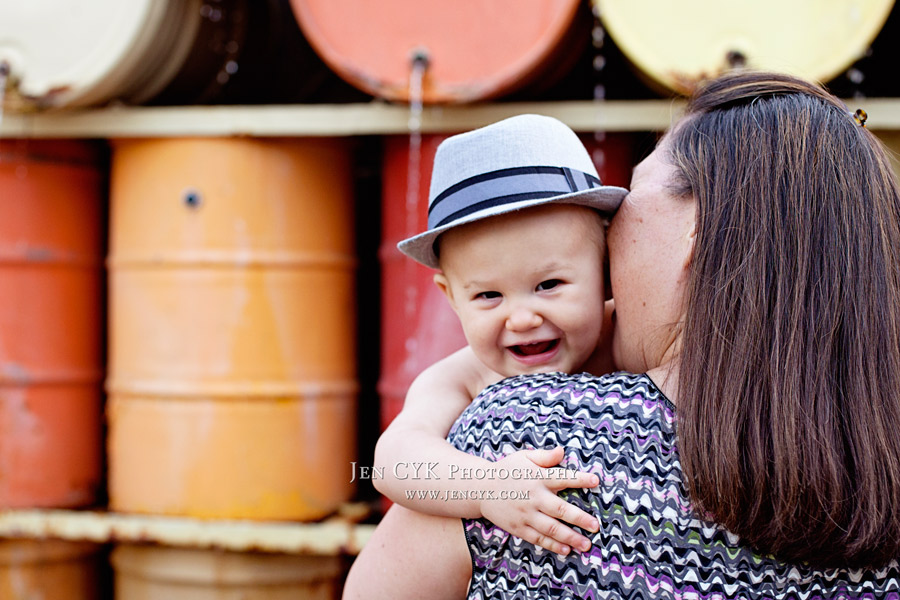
[478,446,599,557]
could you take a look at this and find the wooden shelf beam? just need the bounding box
[0,100,684,138]
[0,508,375,555]
[4,98,900,139]
[3,98,899,139]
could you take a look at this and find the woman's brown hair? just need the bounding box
[672,71,900,568]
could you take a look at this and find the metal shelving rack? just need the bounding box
[2,95,899,555]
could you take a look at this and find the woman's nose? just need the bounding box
[505,305,543,331]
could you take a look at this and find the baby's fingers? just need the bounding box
[543,496,599,533]
[544,468,600,491]
[514,524,574,557]
[524,446,565,468]
[526,513,593,555]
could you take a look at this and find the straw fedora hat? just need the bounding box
[397,114,628,269]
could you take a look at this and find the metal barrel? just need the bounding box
[112,545,343,599]
[289,0,587,103]
[594,0,895,96]
[377,134,467,432]
[0,539,101,599]
[107,138,357,520]
[0,0,351,109]
[0,140,104,509]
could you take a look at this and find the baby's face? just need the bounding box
[435,204,606,378]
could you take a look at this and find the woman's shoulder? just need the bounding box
[469,371,676,431]
[479,370,667,404]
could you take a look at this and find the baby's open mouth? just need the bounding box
[509,339,559,356]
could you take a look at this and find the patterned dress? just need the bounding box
[447,371,900,599]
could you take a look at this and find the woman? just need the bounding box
[344,71,900,598]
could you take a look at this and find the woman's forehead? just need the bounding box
[634,130,675,173]
[632,143,666,182]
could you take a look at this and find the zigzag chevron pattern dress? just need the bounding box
[446,371,900,599]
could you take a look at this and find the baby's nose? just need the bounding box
[506,306,543,331]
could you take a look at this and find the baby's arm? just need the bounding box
[373,347,600,556]
[373,346,504,512]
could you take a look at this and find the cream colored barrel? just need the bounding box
[594,0,895,95]
[107,138,357,520]
[112,545,343,599]
[0,0,204,108]
[0,0,339,109]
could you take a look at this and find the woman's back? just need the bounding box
[449,371,900,599]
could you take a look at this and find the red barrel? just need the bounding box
[378,129,637,432]
[289,0,588,103]
[378,134,467,431]
[0,140,104,508]
[581,131,639,189]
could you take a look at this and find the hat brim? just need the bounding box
[397,185,627,269]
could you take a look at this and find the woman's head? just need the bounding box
[665,70,900,568]
[606,134,695,374]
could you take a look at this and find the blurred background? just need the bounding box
[0,0,897,597]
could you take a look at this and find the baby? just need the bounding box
[374,114,626,556]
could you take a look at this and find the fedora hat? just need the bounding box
[397,114,628,269]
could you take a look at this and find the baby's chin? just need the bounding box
[500,361,576,378]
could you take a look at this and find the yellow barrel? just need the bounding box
[0,539,101,599]
[112,545,343,599]
[595,0,895,95]
[107,138,357,520]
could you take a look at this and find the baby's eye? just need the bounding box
[536,279,563,291]
[474,291,501,300]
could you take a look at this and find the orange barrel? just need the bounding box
[594,0,895,96]
[0,0,352,109]
[378,130,637,432]
[0,539,101,599]
[107,138,357,520]
[112,545,343,600]
[289,0,588,103]
[0,140,103,508]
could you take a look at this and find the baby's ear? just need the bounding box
[433,272,457,310]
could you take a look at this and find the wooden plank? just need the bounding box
[0,100,684,138]
[3,98,898,139]
[0,508,375,555]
